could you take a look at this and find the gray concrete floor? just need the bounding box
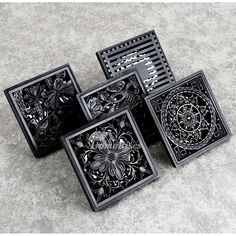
[0,3,236,233]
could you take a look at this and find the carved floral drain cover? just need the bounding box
[145,70,231,167]
[61,108,159,211]
[4,64,86,157]
[78,71,158,144]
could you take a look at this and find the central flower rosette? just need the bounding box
[161,87,216,150]
[70,115,152,203]
[88,125,135,181]
[90,142,132,181]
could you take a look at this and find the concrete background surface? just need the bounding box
[0,3,235,233]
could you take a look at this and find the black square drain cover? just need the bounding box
[78,71,158,145]
[4,64,87,158]
[96,30,175,93]
[145,70,231,167]
[61,108,159,211]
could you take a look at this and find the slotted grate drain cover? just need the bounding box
[78,71,158,145]
[145,71,231,167]
[96,30,175,93]
[61,108,159,211]
[4,64,87,157]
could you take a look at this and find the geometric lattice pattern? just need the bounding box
[96,30,175,93]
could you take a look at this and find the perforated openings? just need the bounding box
[62,109,158,211]
[146,71,231,166]
[4,65,87,157]
[97,31,175,93]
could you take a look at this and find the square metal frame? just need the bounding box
[96,30,175,93]
[145,70,232,167]
[4,64,86,158]
[61,107,159,211]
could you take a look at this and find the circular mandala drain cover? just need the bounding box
[161,87,216,150]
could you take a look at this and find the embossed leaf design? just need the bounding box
[42,78,75,109]
[24,83,45,105]
[87,97,104,116]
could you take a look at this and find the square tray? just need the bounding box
[96,30,175,93]
[4,64,87,158]
[61,108,159,211]
[145,70,231,167]
[77,71,158,145]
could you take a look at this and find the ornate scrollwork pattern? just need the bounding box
[150,76,228,162]
[12,69,84,155]
[83,74,158,144]
[85,75,143,119]
[69,114,153,203]
[161,87,216,150]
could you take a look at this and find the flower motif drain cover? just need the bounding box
[4,64,87,157]
[96,30,175,93]
[78,71,158,145]
[61,108,159,211]
[145,70,231,167]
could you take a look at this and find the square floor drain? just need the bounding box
[61,108,159,211]
[145,70,231,167]
[96,30,175,93]
[4,64,87,158]
[78,71,158,144]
